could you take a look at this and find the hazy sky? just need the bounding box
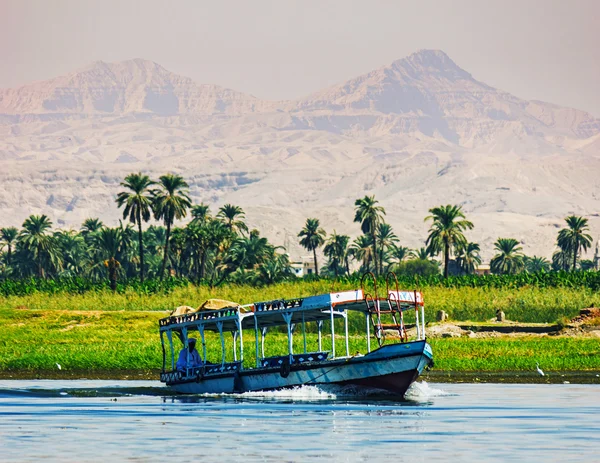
[1,0,599,116]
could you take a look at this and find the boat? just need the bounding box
[158,272,433,396]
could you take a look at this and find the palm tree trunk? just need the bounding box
[137,210,145,283]
[7,245,11,266]
[313,248,319,277]
[345,257,350,276]
[372,233,378,276]
[444,243,450,279]
[573,246,578,272]
[160,220,172,281]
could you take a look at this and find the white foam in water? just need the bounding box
[404,381,452,400]
[230,385,336,400]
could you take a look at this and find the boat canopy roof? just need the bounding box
[159,289,423,333]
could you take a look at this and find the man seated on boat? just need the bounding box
[176,338,203,372]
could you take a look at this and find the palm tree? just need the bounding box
[350,235,374,272]
[490,238,524,275]
[152,174,191,280]
[191,203,211,225]
[298,218,326,277]
[94,227,123,291]
[552,248,572,271]
[376,223,399,274]
[425,204,474,278]
[323,231,350,277]
[0,227,18,267]
[116,173,154,282]
[18,215,61,278]
[388,244,411,267]
[54,230,87,276]
[410,247,431,261]
[81,218,104,236]
[524,255,551,273]
[354,196,385,275]
[557,216,593,272]
[217,204,249,236]
[455,242,482,275]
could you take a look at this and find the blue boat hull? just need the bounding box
[165,340,433,397]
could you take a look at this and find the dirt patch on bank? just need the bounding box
[422,307,600,339]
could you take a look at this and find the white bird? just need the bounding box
[56,363,62,370]
[536,362,544,376]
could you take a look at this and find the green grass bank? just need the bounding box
[1,305,599,380]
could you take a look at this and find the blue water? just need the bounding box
[0,380,598,462]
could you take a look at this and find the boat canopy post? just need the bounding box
[236,317,244,365]
[282,312,294,363]
[414,290,420,340]
[317,320,323,352]
[160,331,166,373]
[232,332,238,362]
[343,311,349,357]
[253,317,260,368]
[330,303,336,359]
[196,324,206,363]
[421,299,426,340]
[182,327,189,376]
[302,312,307,354]
[166,330,175,371]
[261,327,267,358]
[216,321,225,367]
[365,313,371,353]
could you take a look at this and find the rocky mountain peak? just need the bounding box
[390,49,472,81]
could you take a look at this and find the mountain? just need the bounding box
[0,58,273,116]
[1,50,599,260]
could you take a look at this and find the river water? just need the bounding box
[0,380,598,462]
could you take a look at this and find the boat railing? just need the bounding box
[260,352,329,368]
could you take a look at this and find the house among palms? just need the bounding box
[474,264,491,276]
[290,258,317,277]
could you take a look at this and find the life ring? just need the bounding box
[280,361,291,378]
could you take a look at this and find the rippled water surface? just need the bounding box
[1,380,598,462]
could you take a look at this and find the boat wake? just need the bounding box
[0,379,451,403]
[404,381,454,401]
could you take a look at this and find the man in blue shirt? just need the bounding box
[176,338,203,372]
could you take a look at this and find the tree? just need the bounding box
[388,244,411,267]
[298,218,326,277]
[455,242,482,275]
[116,173,154,282]
[191,203,211,225]
[323,231,350,277]
[81,218,104,236]
[524,255,551,273]
[152,174,191,280]
[425,204,474,279]
[376,223,399,274]
[410,247,432,261]
[552,248,572,271]
[54,230,87,276]
[395,258,440,277]
[579,259,596,271]
[217,204,249,236]
[94,227,124,291]
[557,216,593,272]
[0,227,18,267]
[350,235,374,273]
[354,196,385,276]
[490,238,524,275]
[18,215,61,278]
